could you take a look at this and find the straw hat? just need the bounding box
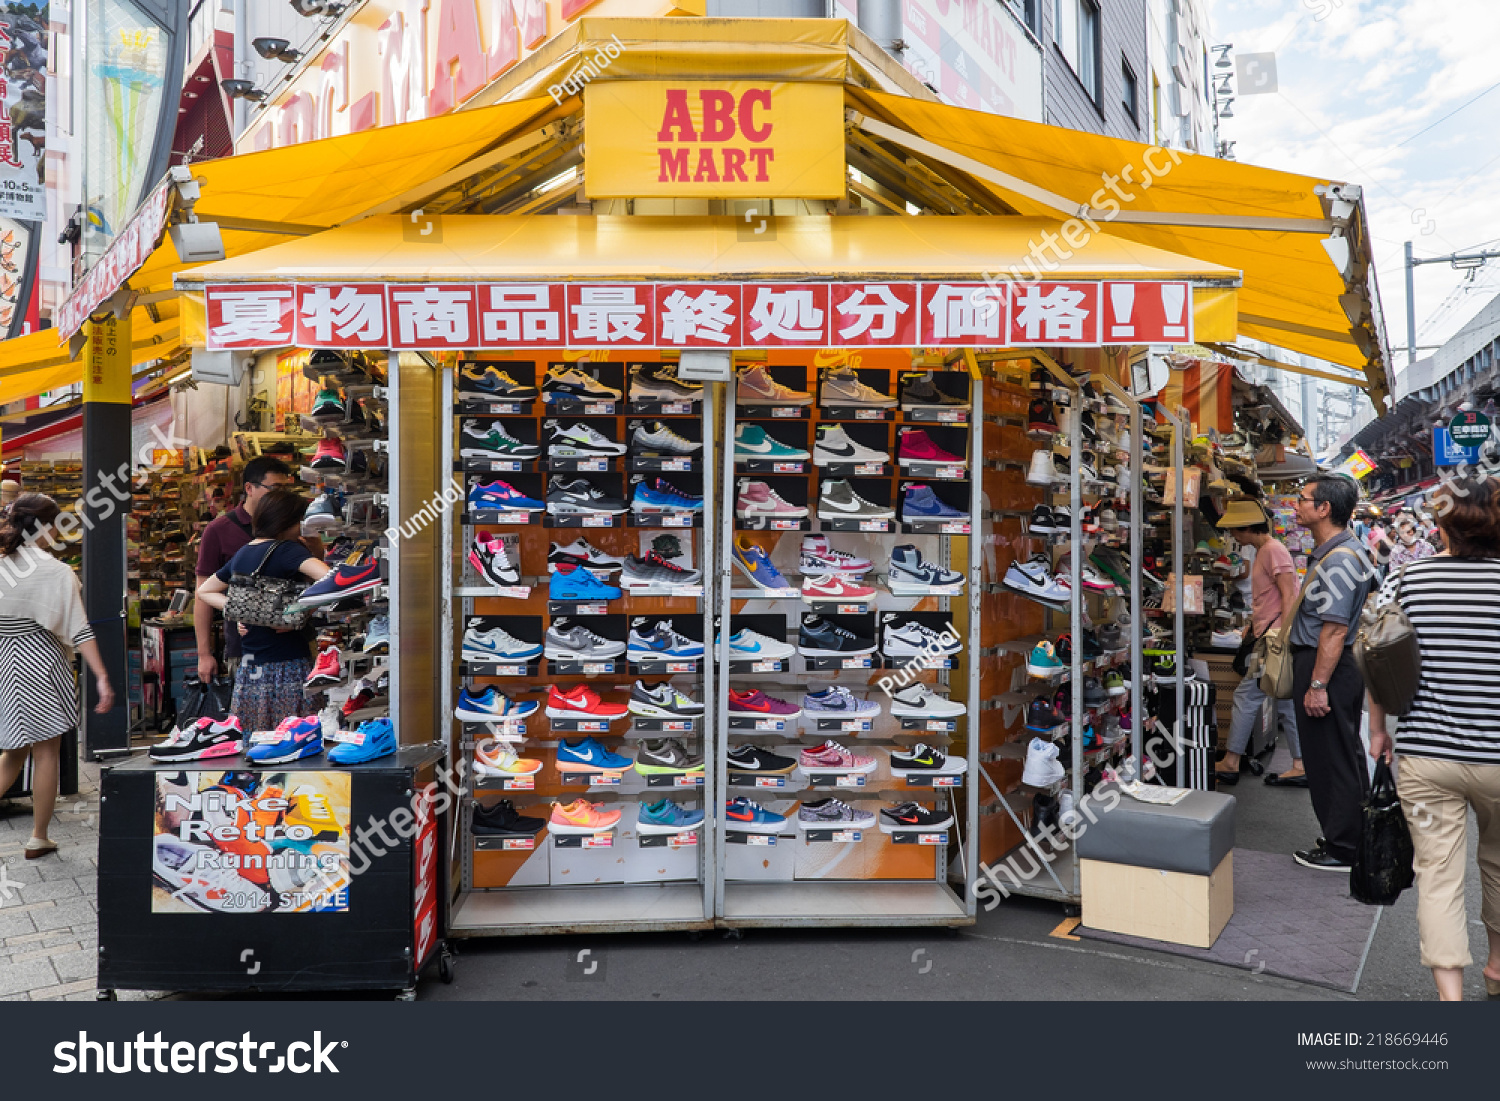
[1216,498,1269,528]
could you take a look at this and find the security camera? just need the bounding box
[220,79,267,102]
[289,0,347,16]
[252,37,302,63]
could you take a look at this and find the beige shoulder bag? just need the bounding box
[1255,546,1363,699]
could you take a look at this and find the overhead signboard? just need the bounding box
[1433,425,1479,467]
[899,0,1044,121]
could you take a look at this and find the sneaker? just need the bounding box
[798,615,877,656]
[1027,398,1059,435]
[634,739,704,775]
[1026,449,1061,486]
[549,563,623,601]
[798,740,877,774]
[632,477,703,512]
[471,799,547,836]
[309,438,347,470]
[629,363,703,403]
[1098,507,1119,533]
[897,428,965,466]
[737,365,812,405]
[1082,676,1109,707]
[469,479,545,512]
[728,688,802,718]
[454,687,539,722]
[461,420,539,459]
[460,365,538,401]
[722,628,795,661]
[543,366,621,403]
[246,716,323,765]
[361,614,390,654]
[735,423,809,460]
[549,799,623,833]
[635,799,705,834]
[632,421,701,455]
[898,373,967,409]
[547,421,627,458]
[813,424,891,466]
[879,802,954,830]
[548,539,624,574]
[545,618,627,660]
[820,366,897,407]
[305,647,343,688]
[733,537,792,591]
[1103,670,1127,697]
[311,387,346,420]
[469,533,521,586]
[626,619,704,659]
[724,797,790,833]
[802,686,881,716]
[1022,737,1066,786]
[628,680,705,718]
[328,717,397,765]
[1026,640,1066,677]
[622,551,702,588]
[883,619,961,657]
[798,797,877,829]
[473,742,544,777]
[298,561,382,605]
[303,489,346,530]
[736,479,808,519]
[152,834,270,913]
[888,684,965,717]
[546,477,628,515]
[1028,504,1068,534]
[1211,627,1243,648]
[817,479,893,520]
[555,736,633,774]
[150,717,244,762]
[1003,558,1070,606]
[802,574,876,601]
[468,621,546,663]
[546,684,629,720]
[1096,623,1124,650]
[1026,695,1066,731]
[887,545,963,593]
[900,484,968,522]
[342,684,377,717]
[801,534,873,575]
[889,743,964,774]
[726,746,798,774]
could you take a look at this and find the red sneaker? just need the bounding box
[305,646,343,688]
[545,683,629,720]
[310,438,347,470]
[897,427,965,466]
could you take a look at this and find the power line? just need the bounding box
[1389,79,1500,151]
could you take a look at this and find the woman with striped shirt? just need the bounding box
[0,495,116,859]
[1369,474,1500,1000]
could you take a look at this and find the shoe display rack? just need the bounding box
[443,360,717,935]
[716,360,979,929]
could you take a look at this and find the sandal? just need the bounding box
[23,837,58,860]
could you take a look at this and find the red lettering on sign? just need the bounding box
[747,148,774,182]
[429,0,486,117]
[721,147,748,183]
[658,148,690,182]
[739,88,772,141]
[693,148,721,183]
[658,89,697,141]
[700,89,736,141]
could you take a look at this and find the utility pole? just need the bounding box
[1405,241,1500,366]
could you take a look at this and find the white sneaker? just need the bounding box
[632,421,702,454]
[887,684,966,717]
[1026,450,1060,486]
[814,424,891,466]
[1022,738,1066,786]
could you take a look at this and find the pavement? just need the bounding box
[0,745,1491,1002]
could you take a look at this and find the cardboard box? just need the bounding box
[1081,851,1233,948]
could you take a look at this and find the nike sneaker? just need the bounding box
[813,424,890,466]
[543,366,621,403]
[898,373,968,409]
[546,683,630,720]
[801,574,876,601]
[817,479,893,520]
[1027,397,1059,435]
[797,740,877,774]
[311,387,346,421]
[736,479,807,519]
[473,742,544,777]
[897,427,966,466]
[547,421,627,458]
[800,534,873,576]
[820,366,897,407]
[621,551,702,588]
[634,739,704,775]
[463,623,543,663]
[1026,449,1062,487]
[303,489,346,531]
[726,746,798,774]
[246,716,323,765]
[545,618,627,660]
[797,798,877,829]
[469,479,545,512]
[721,628,795,661]
[549,563,623,601]
[454,687,539,722]
[472,799,547,836]
[733,537,792,591]
[889,743,964,775]
[1025,695,1067,731]
[1028,504,1067,534]
[632,421,701,454]
[798,615,876,656]
[341,683,377,717]
[149,717,244,762]
[627,619,704,659]
[304,647,343,688]
[461,420,539,459]
[735,423,810,460]
[802,686,880,716]
[546,477,629,515]
[635,799,705,834]
[152,835,270,914]
[309,437,347,471]
[883,619,962,658]
[1022,738,1066,786]
[628,363,703,403]
[879,802,954,831]
[628,680,706,718]
[888,684,965,717]
[460,365,537,401]
[737,365,812,405]
[361,615,391,654]
[297,560,383,605]
[1003,556,1071,606]
[328,717,397,765]
[887,544,964,594]
[549,799,623,834]
[632,477,703,512]
[1026,640,1065,677]
[547,539,624,574]
[555,736,634,774]
[900,484,969,521]
[728,688,802,718]
[469,532,521,586]
[724,797,790,833]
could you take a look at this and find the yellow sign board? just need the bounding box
[584,81,846,199]
[84,315,133,405]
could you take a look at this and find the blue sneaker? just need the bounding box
[632,477,704,512]
[732,537,790,591]
[555,736,634,775]
[724,797,788,834]
[246,716,324,765]
[719,627,796,661]
[549,563,623,601]
[454,687,539,722]
[329,718,397,764]
[469,479,544,512]
[901,483,969,521]
[636,799,705,835]
[627,620,705,659]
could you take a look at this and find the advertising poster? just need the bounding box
[0,6,45,222]
[152,770,353,915]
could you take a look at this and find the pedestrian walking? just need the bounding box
[0,494,116,859]
[1368,473,1500,1001]
[1387,515,1436,570]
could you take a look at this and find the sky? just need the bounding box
[1206,0,1500,379]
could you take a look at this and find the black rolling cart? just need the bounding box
[97,745,451,1000]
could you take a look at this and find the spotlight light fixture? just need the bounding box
[252,37,303,63]
[1212,43,1234,68]
[220,79,268,102]
[289,0,347,16]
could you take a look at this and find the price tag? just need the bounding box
[662,403,691,415]
[582,515,613,527]
[835,775,866,788]
[249,731,287,745]
[581,662,614,675]
[589,773,622,787]
[855,409,881,420]
[662,458,690,471]
[571,603,608,616]
[754,719,785,730]
[859,520,887,532]
[501,837,535,850]
[772,406,799,418]
[662,514,692,527]
[583,832,613,848]
[933,466,966,480]
[836,603,866,615]
[755,776,785,788]
[940,522,970,534]
[488,460,522,472]
[668,832,698,847]
[751,660,779,672]
[674,774,705,787]
[933,775,962,787]
[841,719,871,732]
[773,462,803,474]
[938,410,963,422]
[855,463,883,475]
[502,777,534,791]
[926,720,958,732]
[491,664,529,676]
[771,519,802,530]
[582,402,615,415]
[746,834,773,845]
[841,656,871,669]
[664,661,696,673]
[576,460,608,472]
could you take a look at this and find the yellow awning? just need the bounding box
[0,320,184,404]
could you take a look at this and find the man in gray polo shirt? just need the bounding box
[1289,473,1376,871]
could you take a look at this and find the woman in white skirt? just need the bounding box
[0,495,115,858]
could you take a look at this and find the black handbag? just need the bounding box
[1350,759,1416,906]
[223,541,310,629]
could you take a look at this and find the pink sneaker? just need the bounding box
[736,479,808,519]
[800,574,876,600]
[897,428,966,466]
[798,740,877,774]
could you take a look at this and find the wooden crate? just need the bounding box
[1081,851,1233,948]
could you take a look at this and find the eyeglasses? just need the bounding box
[1297,494,1317,503]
